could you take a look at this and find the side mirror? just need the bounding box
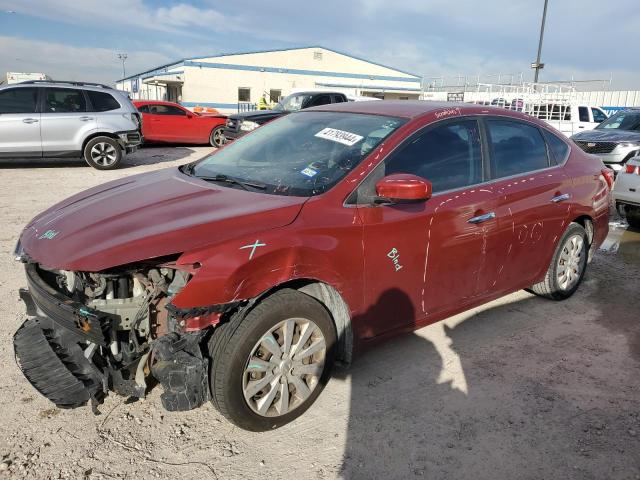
[375,174,432,204]
[186,111,194,118]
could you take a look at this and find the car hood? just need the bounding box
[229,110,286,122]
[20,168,307,271]
[572,129,640,142]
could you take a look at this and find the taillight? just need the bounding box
[601,168,615,189]
[625,164,640,175]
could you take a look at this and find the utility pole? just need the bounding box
[532,0,549,83]
[117,53,128,79]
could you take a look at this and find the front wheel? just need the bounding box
[208,289,336,431]
[209,126,225,147]
[529,222,589,300]
[84,136,122,170]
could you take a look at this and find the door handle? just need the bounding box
[551,193,571,203]
[79,116,94,121]
[468,212,496,224]
[22,118,39,124]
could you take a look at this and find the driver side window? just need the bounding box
[384,119,483,193]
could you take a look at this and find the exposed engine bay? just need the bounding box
[13,259,221,413]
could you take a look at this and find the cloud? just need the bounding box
[0,36,172,84]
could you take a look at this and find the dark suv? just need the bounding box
[223,91,348,141]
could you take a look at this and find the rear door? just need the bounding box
[482,118,572,292]
[40,87,96,154]
[0,87,42,156]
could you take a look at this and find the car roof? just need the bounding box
[309,100,553,123]
[308,100,487,118]
[133,100,182,107]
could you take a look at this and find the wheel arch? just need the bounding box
[81,132,121,153]
[245,278,353,366]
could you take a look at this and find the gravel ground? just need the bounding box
[0,147,639,480]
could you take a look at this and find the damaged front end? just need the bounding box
[13,257,227,413]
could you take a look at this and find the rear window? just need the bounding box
[87,91,121,112]
[0,87,38,114]
[543,129,570,165]
[487,119,549,178]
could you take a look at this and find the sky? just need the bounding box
[1,0,639,90]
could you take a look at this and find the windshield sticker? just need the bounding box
[315,128,364,146]
[301,167,318,177]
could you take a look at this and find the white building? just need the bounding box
[116,46,422,113]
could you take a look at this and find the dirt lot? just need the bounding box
[0,148,639,480]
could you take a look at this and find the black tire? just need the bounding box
[208,289,336,431]
[83,136,123,170]
[530,222,589,300]
[209,126,225,147]
[625,205,640,230]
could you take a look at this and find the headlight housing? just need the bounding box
[240,120,260,132]
[619,142,639,148]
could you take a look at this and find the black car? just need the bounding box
[223,91,348,141]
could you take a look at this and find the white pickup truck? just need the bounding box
[534,104,608,137]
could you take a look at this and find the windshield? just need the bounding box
[188,111,405,196]
[274,93,314,112]
[596,111,640,131]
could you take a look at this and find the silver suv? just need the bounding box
[0,80,142,170]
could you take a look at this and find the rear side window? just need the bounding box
[307,94,332,108]
[384,119,483,193]
[137,105,150,113]
[44,88,86,113]
[487,120,549,178]
[542,129,570,165]
[578,106,590,122]
[332,95,346,104]
[0,88,38,113]
[147,104,185,116]
[87,91,121,112]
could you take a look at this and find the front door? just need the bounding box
[0,87,42,156]
[146,104,195,142]
[355,118,495,338]
[40,88,96,154]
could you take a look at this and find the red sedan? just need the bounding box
[15,101,611,431]
[134,100,226,147]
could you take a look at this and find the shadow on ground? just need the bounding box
[335,243,640,480]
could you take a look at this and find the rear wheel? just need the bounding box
[209,126,225,147]
[208,289,336,431]
[625,205,640,230]
[84,136,122,170]
[530,222,588,300]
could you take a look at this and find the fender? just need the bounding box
[171,224,362,314]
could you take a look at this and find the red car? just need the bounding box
[134,100,226,147]
[14,101,611,431]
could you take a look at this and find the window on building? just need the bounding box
[384,120,483,193]
[269,89,282,103]
[87,91,121,112]
[487,119,549,178]
[0,87,38,114]
[238,87,251,102]
[313,51,323,61]
[399,96,409,100]
[43,88,86,113]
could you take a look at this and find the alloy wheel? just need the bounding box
[557,234,584,290]
[211,128,225,147]
[90,142,118,167]
[242,318,326,417]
